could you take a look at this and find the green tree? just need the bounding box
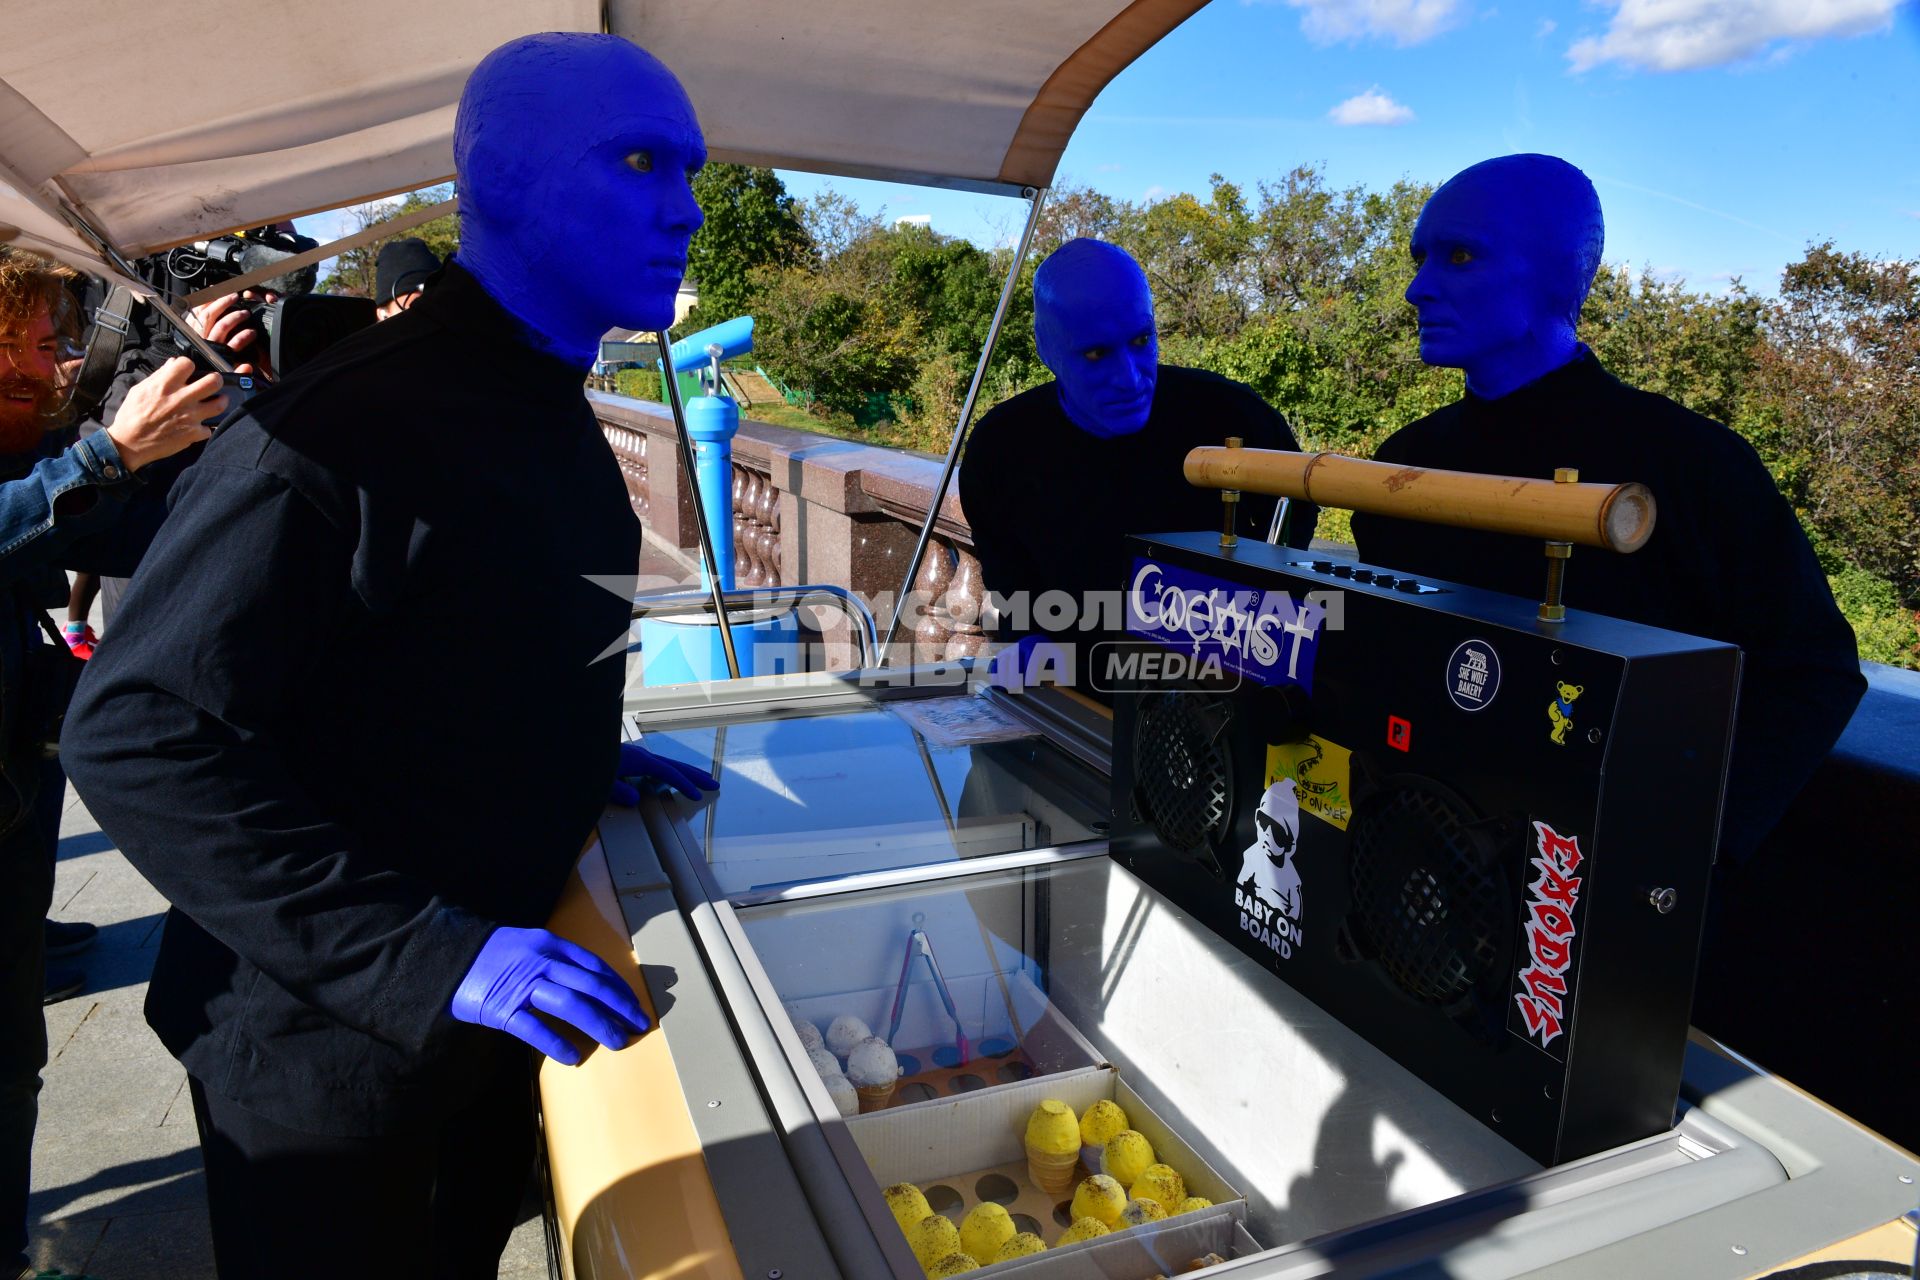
[683,165,809,328]
[1745,244,1920,605]
[317,185,458,296]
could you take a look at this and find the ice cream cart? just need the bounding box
[537,655,1917,1279]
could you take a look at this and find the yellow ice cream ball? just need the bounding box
[993,1232,1048,1261]
[1129,1163,1186,1209]
[1025,1099,1080,1154]
[884,1183,933,1234]
[1057,1216,1112,1245]
[1119,1197,1169,1227]
[1173,1196,1214,1216]
[907,1214,962,1267]
[926,1253,980,1277]
[1070,1174,1127,1226]
[1079,1098,1130,1148]
[958,1203,1015,1264]
[1102,1129,1155,1187]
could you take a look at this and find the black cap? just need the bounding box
[375,238,441,304]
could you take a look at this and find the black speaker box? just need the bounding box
[1109,532,1740,1166]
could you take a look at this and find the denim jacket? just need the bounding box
[0,430,166,837]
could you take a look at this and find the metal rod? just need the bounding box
[880,186,1049,665]
[654,331,742,680]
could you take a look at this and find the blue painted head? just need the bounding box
[455,34,706,367]
[1405,154,1604,400]
[1033,239,1159,438]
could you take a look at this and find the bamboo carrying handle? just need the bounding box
[1184,448,1657,554]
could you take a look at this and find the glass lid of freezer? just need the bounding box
[637,691,1110,899]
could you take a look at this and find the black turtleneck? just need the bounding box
[64,261,642,1136]
[1353,349,1864,863]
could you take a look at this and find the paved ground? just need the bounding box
[25,788,550,1278]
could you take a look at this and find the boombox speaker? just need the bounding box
[1110,531,1740,1166]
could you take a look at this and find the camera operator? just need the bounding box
[61,224,315,649]
[0,246,232,1280]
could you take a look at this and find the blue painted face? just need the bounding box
[455,34,706,367]
[1033,240,1159,438]
[1405,155,1604,400]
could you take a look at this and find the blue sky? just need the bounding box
[773,0,1920,295]
[301,0,1920,296]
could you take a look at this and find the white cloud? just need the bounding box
[1328,87,1417,126]
[1096,163,1126,173]
[1268,0,1467,46]
[894,214,931,227]
[1536,17,1557,37]
[1143,184,1169,200]
[1568,0,1900,73]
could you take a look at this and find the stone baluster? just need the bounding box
[941,544,990,661]
[730,465,753,586]
[912,539,957,664]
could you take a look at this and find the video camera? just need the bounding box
[162,226,321,304]
[151,225,373,412]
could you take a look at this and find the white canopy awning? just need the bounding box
[0,0,1205,268]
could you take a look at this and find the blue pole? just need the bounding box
[685,392,737,592]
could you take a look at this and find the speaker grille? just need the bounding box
[1347,780,1506,1007]
[1132,692,1234,857]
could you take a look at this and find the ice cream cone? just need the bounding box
[1025,1142,1079,1196]
[856,1081,897,1112]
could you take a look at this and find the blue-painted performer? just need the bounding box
[959,238,1318,692]
[1350,154,1872,1128]
[1353,153,1862,865]
[65,34,715,1275]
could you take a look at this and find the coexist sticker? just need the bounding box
[1446,638,1501,712]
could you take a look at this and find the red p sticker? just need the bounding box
[1386,715,1412,752]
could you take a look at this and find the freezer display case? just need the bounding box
[539,674,1920,1280]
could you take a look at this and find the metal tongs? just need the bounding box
[886,925,970,1068]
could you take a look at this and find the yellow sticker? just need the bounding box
[1265,735,1353,831]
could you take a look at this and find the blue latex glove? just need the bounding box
[610,740,719,805]
[982,634,1072,692]
[450,927,650,1065]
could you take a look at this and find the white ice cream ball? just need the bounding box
[823,1072,859,1118]
[792,1017,825,1053]
[825,1013,872,1060]
[846,1035,901,1087]
[807,1047,841,1078]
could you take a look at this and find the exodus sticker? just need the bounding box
[1265,735,1353,831]
[1508,819,1585,1058]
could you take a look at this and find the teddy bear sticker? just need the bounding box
[1547,681,1584,745]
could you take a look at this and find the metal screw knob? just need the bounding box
[1648,887,1677,915]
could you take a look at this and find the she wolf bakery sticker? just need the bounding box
[1235,777,1304,960]
[1446,638,1501,712]
[1507,819,1586,1060]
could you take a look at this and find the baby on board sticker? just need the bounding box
[1236,778,1304,958]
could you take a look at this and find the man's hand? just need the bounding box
[450,926,650,1065]
[186,291,271,379]
[106,357,225,473]
[610,740,719,805]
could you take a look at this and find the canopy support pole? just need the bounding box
[654,330,743,680]
[880,185,1047,666]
